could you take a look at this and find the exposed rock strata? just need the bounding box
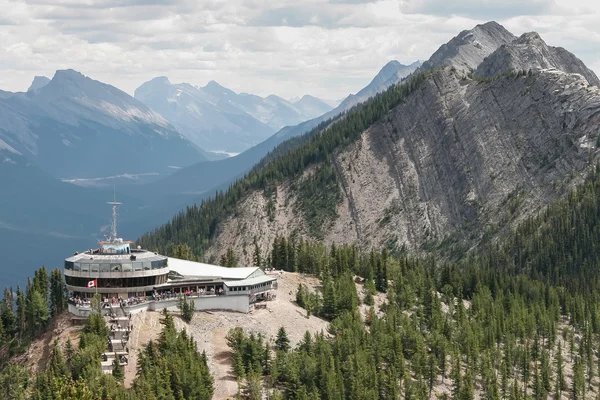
[207,68,600,264]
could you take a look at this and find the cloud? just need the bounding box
[0,0,598,100]
[400,0,556,19]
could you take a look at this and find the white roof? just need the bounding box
[224,275,277,288]
[167,257,260,280]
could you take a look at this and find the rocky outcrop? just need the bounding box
[474,32,600,86]
[207,67,600,262]
[418,21,516,73]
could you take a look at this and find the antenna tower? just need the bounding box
[107,188,121,241]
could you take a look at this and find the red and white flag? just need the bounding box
[87,279,97,288]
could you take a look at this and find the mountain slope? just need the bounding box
[474,32,600,86]
[0,70,207,181]
[135,77,274,153]
[138,27,600,267]
[202,67,600,262]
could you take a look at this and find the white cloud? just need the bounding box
[0,0,598,100]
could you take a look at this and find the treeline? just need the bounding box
[138,71,431,258]
[2,309,213,399]
[0,267,66,354]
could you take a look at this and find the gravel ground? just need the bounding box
[124,272,329,399]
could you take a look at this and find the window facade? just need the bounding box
[65,258,167,272]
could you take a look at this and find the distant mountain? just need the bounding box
[135,78,334,154]
[0,69,208,182]
[474,32,600,86]
[290,95,340,109]
[0,89,13,99]
[134,77,274,154]
[200,81,325,131]
[28,76,50,92]
[338,60,421,110]
[417,21,515,73]
[292,95,335,120]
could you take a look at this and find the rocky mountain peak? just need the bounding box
[27,76,50,92]
[52,69,86,82]
[419,21,515,73]
[203,80,235,97]
[134,76,172,98]
[474,31,600,86]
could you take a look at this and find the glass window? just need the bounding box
[73,263,81,271]
[64,261,74,270]
[143,262,152,270]
[90,263,99,272]
[122,263,132,272]
[100,264,110,272]
[111,264,122,272]
[80,263,89,272]
[133,262,142,271]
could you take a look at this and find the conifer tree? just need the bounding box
[275,327,290,353]
[112,358,124,382]
[1,287,15,338]
[253,240,262,267]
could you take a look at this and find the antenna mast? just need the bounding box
[107,187,122,241]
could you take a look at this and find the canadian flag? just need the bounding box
[87,279,97,288]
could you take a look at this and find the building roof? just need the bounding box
[66,249,165,263]
[223,275,277,288]
[167,257,260,280]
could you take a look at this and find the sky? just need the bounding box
[1,0,599,100]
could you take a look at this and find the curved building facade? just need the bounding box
[64,239,169,299]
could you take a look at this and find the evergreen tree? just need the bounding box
[253,240,262,267]
[275,327,291,353]
[1,287,15,338]
[112,358,124,382]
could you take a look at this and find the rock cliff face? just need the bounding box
[474,32,600,86]
[206,62,600,265]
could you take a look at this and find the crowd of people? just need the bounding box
[70,287,227,309]
[151,287,223,301]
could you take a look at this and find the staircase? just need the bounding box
[101,310,132,375]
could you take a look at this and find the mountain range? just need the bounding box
[0,69,209,182]
[138,22,600,268]
[134,78,334,153]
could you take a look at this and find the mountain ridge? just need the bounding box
[474,31,600,86]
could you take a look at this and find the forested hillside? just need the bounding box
[137,71,432,259]
[223,166,600,399]
[5,162,600,399]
